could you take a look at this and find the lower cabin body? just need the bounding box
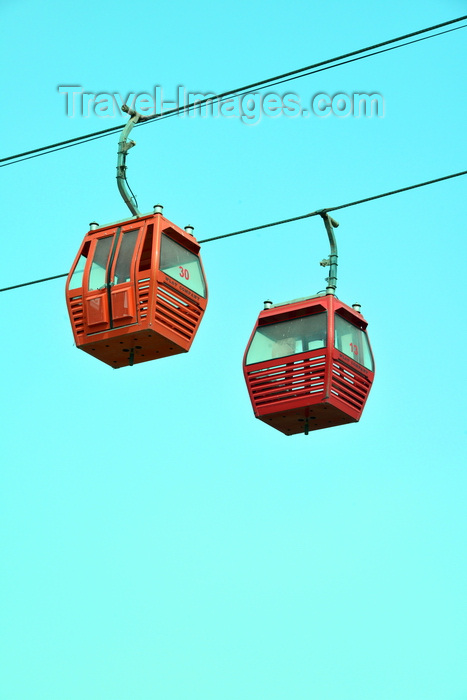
[246,349,373,435]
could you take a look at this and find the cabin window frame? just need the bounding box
[159,233,207,298]
[334,313,374,371]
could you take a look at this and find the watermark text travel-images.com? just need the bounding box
[58,85,385,124]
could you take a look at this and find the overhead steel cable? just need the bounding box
[199,171,467,243]
[1,169,465,293]
[1,15,466,168]
[176,24,467,113]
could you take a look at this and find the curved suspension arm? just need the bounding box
[319,211,339,295]
[117,105,149,216]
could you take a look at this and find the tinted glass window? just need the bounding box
[334,314,374,370]
[160,234,206,297]
[246,313,327,365]
[69,242,90,290]
[113,229,139,284]
[88,236,113,291]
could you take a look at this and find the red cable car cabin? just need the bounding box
[243,294,375,435]
[66,209,208,368]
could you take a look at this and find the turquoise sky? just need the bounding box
[1,1,466,699]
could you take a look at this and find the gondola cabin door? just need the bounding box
[81,225,139,332]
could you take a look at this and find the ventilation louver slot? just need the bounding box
[155,282,201,340]
[247,354,327,409]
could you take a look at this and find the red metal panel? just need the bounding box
[111,285,136,322]
[85,294,109,327]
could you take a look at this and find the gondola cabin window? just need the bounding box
[113,230,139,284]
[89,237,113,291]
[68,242,90,290]
[245,313,327,364]
[160,233,207,297]
[334,314,374,371]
